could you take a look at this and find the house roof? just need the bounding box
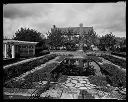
[3,40,38,45]
[55,27,94,35]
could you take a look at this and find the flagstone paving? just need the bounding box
[39,75,126,99]
[4,52,126,99]
[39,76,108,99]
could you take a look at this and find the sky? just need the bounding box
[3,2,126,39]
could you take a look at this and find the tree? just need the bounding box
[13,27,44,42]
[99,33,116,51]
[62,28,79,50]
[47,27,64,50]
[82,29,99,51]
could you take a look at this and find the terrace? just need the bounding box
[3,51,126,99]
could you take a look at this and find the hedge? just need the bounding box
[87,53,126,69]
[111,52,126,58]
[100,63,126,88]
[3,58,26,66]
[100,54,126,69]
[3,54,57,83]
[4,62,59,89]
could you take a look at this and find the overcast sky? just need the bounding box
[3,2,126,38]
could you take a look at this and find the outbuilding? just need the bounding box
[3,40,38,59]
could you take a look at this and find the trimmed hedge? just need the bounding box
[87,53,126,69]
[4,62,59,89]
[111,52,126,58]
[100,54,126,69]
[3,54,57,83]
[3,58,26,66]
[100,63,126,88]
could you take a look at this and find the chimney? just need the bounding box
[53,25,56,28]
[79,23,83,28]
[79,23,83,36]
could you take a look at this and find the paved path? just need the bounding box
[40,76,120,99]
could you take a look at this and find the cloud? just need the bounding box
[3,2,126,38]
[3,3,52,19]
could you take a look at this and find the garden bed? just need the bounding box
[3,54,57,83]
[87,53,126,69]
[100,55,126,69]
[4,61,59,89]
[99,63,126,88]
[111,52,126,58]
[3,58,26,66]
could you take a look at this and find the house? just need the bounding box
[51,24,94,40]
[3,40,38,59]
[51,24,96,51]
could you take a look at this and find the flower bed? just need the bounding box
[3,54,57,83]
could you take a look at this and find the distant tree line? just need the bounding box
[6,26,126,53]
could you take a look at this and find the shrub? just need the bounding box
[100,64,126,88]
[100,55,126,69]
[3,54,57,83]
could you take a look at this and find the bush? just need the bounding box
[4,61,59,89]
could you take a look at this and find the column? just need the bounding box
[27,45,29,55]
[4,44,7,58]
[11,45,15,58]
[33,45,35,56]
[79,23,83,51]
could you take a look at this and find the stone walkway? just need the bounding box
[40,76,119,99]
